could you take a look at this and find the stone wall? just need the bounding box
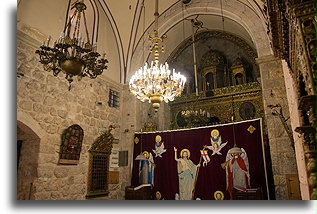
[17,30,127,200]
[281,60,310,199]
[17,124,40,200]
[257,55,298,199]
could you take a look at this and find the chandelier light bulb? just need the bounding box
[129,61,186,112]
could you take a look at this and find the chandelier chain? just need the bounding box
[82,10,91,44]
[129,0,186,112]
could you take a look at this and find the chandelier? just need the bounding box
[129,0,186,112]
[35,0,108,90]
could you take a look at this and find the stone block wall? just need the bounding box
[257,55,298,199]
[17,125,40,200]
[17,31,127,200]
[281,60,310,200]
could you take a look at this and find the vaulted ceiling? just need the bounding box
[17,0,270,83]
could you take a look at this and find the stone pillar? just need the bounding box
[256,55,298,200]
[281,60,310,200]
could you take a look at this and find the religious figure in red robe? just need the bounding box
[221,145,250,199]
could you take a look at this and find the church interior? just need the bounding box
[17,0,315,200]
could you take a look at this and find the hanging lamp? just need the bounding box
[129,0,186,112]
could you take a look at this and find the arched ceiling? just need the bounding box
[17,0,268,84]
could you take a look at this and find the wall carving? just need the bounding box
[170,82,264,129]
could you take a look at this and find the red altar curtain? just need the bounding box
[131,119,268,200]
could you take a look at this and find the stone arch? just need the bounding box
[129,0,272,80]
[17,111,46,139]
[17,111,47,200]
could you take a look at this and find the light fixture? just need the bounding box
[129,0,186,112]
[35,0,108,90]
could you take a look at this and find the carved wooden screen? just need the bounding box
[86,129,114,198]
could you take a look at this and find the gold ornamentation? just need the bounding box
[180,148,190,158]
[169,82,264,129]
[142,151,150,159]
[167,30,257,64]
[89,127,114,155]
[128,0,186,112]
[247,125,256,134]
[134,137,139,144]
[155,191,162,200]
[214,190,224,200]
[155,135,162,143]
[211,129,219,138]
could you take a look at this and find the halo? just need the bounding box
[134,137,139,144]
[155,135,162,143]
[180,148,190,158]
[155,191,161,200]
[214,190,224,200]
[211,129,219,137]
[142,151,149,158]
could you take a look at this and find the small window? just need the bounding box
[108,89,120,108]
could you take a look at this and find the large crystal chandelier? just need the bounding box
[35,0,108,90]
[129,0,186,112]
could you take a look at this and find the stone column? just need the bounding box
[256,55,298,200]
[281,60,310,200]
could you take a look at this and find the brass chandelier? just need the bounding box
[35,0,108,90]
[129,0,186,112]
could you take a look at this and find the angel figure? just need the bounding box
[206,129,227,155]
[139,151,155,186]
[152,135,166,158]
[221,145,250,199]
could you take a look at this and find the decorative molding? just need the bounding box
[97,0,125,83]
[255,54,279,64]
[169,82,264,129]
[17,30,42,49]
[126,0,143,83]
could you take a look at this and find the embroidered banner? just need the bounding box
[131,118,269,200]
